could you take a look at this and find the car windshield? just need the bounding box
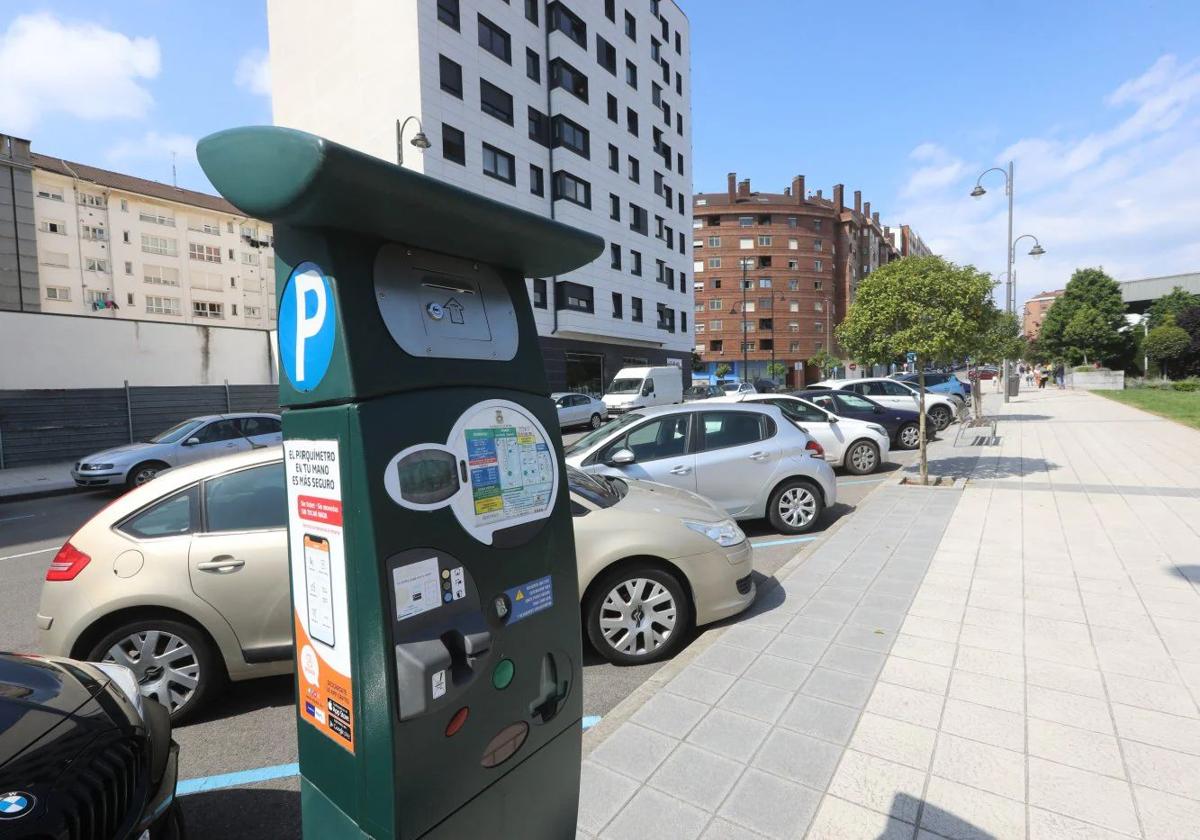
[836,393,879,411]
[148,419,204,444]
[685,386,708,397]
[568,466,627,508]
[563,411,644,455]
[721,382,741,392]
[606,378,643,395]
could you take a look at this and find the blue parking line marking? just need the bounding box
[177,762,300,796]
[750,535,818,548]
[582,715,602,730]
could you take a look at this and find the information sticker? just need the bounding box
[504,575,554,624]
[393,557,442,621]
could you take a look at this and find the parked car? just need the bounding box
[602,366,684,415]
[720,381,757,396]
[714,393,892,475]
[36,447,758,720]
[792,389,927,450]
[71,413,282,490]
[683,384,723,401]
[563,402,837,534]
[971,366,999,380]
[552,392,608,429]
[896,372,971,404]
[751,380,779,394]
[0,652,183,838]
[813,378,960,431]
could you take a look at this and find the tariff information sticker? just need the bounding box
[286,440,355,753]
[465,422,553,524]
[505,575,554,624]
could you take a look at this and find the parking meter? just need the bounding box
[197,126,602,839]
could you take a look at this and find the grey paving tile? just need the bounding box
[1113,703,1200,756]
[889,633,958,667]
[631,691,711,739]
[1106,673,1199,718]
[939,698,1024,752]
[847,606,908,633]
[589,722,678,782]
[818,644,887,679]
[866,681,945,729]
[693,643,755,676]
[827,749,926,824]
[931,732,1025,801]
[1027,808,1132,840]
[1122,739,1200,802]
[719,625,779,653]
[1027,685,1114,735]
[718,768,821,839]
[948,670,1024,714]
[577,759,639,835]
[835,623,896,653]
[763,633,829,664]
[1028,756,1140,836]
[664,665,737,705]
[647,742,744,812]
[879,657,951,695]
[1027,718,1124,779]
[742,654,812,692]
[778,694,861,745]
[781,615,843,641]
[751,728,844,791]
[798,599,856,624]
[600,787,710,840]
[802,666,875,708]
[849,712,937,770]
[686,709,770,763]
[716,678,793,724]
[1025,658,1105,699]
[698,818,769,839]
[1134,786,1200,840]
[953,645,1025,683]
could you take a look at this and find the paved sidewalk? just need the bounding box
[0,460,79,501]
[579,388,1200,839]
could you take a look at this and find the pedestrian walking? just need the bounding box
[1037,365,1048,389]
[1054,362,1065,389]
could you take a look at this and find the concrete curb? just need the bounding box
[0,484,95,504]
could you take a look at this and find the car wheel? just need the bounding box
[87,618,223,724]
[844,440,880,475]
[585,565,692,665]
[589,413,603,430]
[768,478,824,534]
[126,461,167,491]
[928,405,952,431]
[897,422,921,450]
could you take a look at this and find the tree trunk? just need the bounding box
[918,363,928,485]
[972,362,984,419]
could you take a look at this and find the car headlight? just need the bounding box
[867,424,888,437]
[83,463,114,471]
[93,661,145,717]
[683,518,746,547]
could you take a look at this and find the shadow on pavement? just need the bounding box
[1170,565,1200,583]
[182,786,300,840]
[886,793,997,839]
[182,674,294,727]
[908,455,1061,481]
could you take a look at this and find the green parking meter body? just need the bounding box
[197,127,603,840]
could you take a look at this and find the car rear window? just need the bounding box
[119,486,199,539]
[204,462,287,532]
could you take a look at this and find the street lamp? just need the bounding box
[396,116,431,166]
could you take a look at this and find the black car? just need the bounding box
[683,384,722,401]
[791,389,926,450]
[0,653,183,839]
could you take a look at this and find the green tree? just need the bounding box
[836,255,993,483]
[714,362,732,379]
[1147,286,1200,329]
[962,308,1022,417]
[1144,324,1191,379]
[691,351,705,372]
[806,348,839,379]
[765,360,789,382]
[1039,268,1127,364]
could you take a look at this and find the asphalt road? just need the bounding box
[0,432,930,837]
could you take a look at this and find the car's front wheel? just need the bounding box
[87,618,223,724]
[585,565,692,665]
[125,461,167,491]
[768,478,824,534]
[589,413,603,429]
[928,405,952,431]
[843,440,881,475]
[897,422,921,450]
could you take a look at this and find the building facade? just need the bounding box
[0,133,277,330]
[889,224,931,258]
[268,0,693,394]
[692,174,905,387]
[1022,289,1064,339]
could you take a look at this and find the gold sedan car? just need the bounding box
[37,448,755,721]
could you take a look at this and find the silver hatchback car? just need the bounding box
[563,402,837,534]
[72,413,283,490]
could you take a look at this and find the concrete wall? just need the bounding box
[0,310,277,388]
[1067,370,1125,390]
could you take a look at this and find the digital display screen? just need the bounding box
[397,449,459,504]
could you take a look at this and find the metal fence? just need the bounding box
[0,383,280,469]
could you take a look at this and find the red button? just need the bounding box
[445,706,470,737]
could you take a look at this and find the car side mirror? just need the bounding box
[608,448,636,465]
[183,437,201,446]
[641,387,652,396]
[873,406,884,414]
[827,415,839,423]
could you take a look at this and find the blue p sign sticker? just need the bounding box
[280,262,335,391]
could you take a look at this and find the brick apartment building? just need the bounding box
[1022,289,1065,339]
[692,173,912,387]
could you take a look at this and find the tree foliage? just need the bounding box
[1144,325,1192,378]
[806,348,839,379]
[714,362,732,378]
[766,361,789,381]
[1147,286,1200,329]
[1039,268,1127,364]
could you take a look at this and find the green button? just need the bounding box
[492,658,515,690]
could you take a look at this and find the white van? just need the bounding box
[602,366,684,414]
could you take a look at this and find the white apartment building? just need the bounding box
[268,0,692,393]
[29,154,276,330]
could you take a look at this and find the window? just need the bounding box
[78,192,106,208]
[140,234,178,257]
[530,164,545,196]
[478,15,512,63]
[240,251,260,266]
[596,35,616,73]
[246,306,262,319]
[759,277,772,288]
[555,280,594,312]
[144,265,179,286]
[708,257,721,268]
[549,1,587,47]
[84,289,111,307]
[625,156,640,185]
[552,170,591,208]
[787,320,800,332]
[624,11,636,39]
[738,216,753,227]
[438,0,459,30]
[551,114,590,157]
[442,123,466,165]
[707,299,723,310]
[45,286,70,301]
[40,219,67,235]
[145,295,181,316]
[193,300,224,319]
[612,291,623,318]
[814,279,823,290]
[36,186,64,201]
[815,321,824,333]
[626,107,638,136]
[625,59,638,88]
[550,58,588,101]
[119,487,197,539]
[629,203,647,234]
[789,301,800,312]
[602,413,689,463]
[739,237,753,250]
[528,107,551,146]
[681,311,688,332]
[480,79,514,124]
[675,31,681,53]
[631,296,643,322]
[526,47,541,82]
[699,411,769,451]
[525,0,539,23]
[814,260,823,271]
[482,143,516,185]
[605,0,615,20]
[656,304,675,332]
[533,278,547,308]
[758,235,772,246]
[608,144,619,171]
[814,239,823,251]
[814,300,824,312]
[607,93,618,121]
[694,259,704,273]
[813,219,822,230]
[439,55,463,97]
[609,193,620,220]
[205,463,287,533]
[707,236,720,247]
[84,257,109,273]
[189,242,221,263]
[610,242,621,269]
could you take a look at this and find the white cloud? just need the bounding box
[106,131,200,187]
[235,49,272,97]
[892,54,1200,309]
[0,12,159,133]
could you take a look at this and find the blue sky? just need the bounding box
[3,1,1200,307]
